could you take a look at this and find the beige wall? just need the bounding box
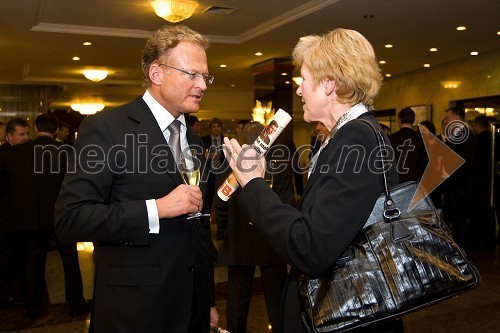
[374,49,500,124]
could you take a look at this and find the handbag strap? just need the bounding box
[358,119,401,221]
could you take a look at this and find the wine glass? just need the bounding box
[179,154,210,220]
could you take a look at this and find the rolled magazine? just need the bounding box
[217,108,292,201]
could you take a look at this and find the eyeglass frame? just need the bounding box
[158,64,214,85]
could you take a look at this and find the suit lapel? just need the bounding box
[128,97,183,184]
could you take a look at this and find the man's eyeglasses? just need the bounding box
[158,64,214,85]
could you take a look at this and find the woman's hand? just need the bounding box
[223,137,265,188]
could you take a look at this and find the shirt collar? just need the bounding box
[142,90,186,132]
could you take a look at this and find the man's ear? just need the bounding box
[149,64,162,86]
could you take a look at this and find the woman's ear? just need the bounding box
[323,79,335,96]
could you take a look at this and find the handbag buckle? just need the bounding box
[383,208,401,221]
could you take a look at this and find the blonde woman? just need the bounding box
[223,29,402,333]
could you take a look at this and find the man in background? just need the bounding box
[186,114,202,136]
[0,121,6,146]
[55,121,71,144]
[442,107,478,251]
[0,114,87,319]
[389,107,426,183]
[202,117,225,239]
[0,117,30,307]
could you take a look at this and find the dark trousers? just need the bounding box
[226,264,287,333]
[53,234,86,309]
[0,231,22,302]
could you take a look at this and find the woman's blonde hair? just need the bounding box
[141,25,210,88]
[292,28,382,106]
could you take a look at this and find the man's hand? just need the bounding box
[155,184,202,219]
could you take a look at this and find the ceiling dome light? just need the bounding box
[456,26,467,31]
[70,103,106,115]
[151,0,198,23]
[384,44,393,48]
[83,70,108,82]
[429,48,437,52]
[470,51,478,56]
[423,64,430,68]
[379,60,386,64]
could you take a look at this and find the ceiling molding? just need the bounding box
[238,0,342,43]
[31,23,154,39]
[30,0,341,44]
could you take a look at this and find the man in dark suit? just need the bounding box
[54,25,219,333]
[202,117,225,239]
[442,107,478,250]
[0,114,86,319]
[389,107,427,183]
[0,117,30,307]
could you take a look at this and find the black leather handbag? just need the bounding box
[298,120,481,332]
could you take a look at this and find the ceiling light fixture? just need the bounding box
[384,44,393,48]
[470,51,478,56]
[70,102,105,115]
[255,52,263,56]
[82,70,108,82]
[430,48,437,52]
[423,64,430,68]
[72,56,80,61]
[379,60,386,64]
[151,0,199,23]
[441,81,462,89]
[456,26,467,31]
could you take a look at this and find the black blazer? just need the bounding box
[238,114,398,333]
[54,97,215,333]
[0,136,68,232]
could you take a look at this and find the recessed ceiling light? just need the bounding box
[285,81,290,84]
[429,48,438,52]
[379,60,386,64]
[72,56,80,61]
[230,84,235,88]
[423,64,430,68]
[385,74,392,78]
[83,42,92,46]
[281,72,287,76]
[497,31,500,35]
[220,64,227,68]
[456,26,467,31]
[471,51,478,56]
[384,44,393,48]
[255,52,262,56]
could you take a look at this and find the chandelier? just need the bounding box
[82,70,108,82]
[151,0,199,23]
[70,103,106,115]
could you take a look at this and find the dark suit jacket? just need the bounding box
[389,126,426,183]
[215,146,295,265]
[0,136,68,232]
[54,97,215,333]
[238,114,398,333]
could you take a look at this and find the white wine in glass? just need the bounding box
[179,154,210,220]
[181,169,200,187]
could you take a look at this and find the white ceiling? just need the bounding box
[0,0,499,111]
